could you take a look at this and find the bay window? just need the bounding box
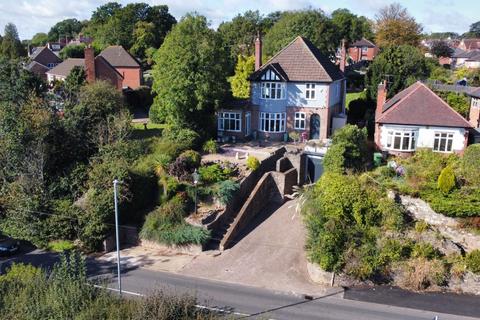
[260,112,286,133]
[261,82,285,100]
[386,130,417,151]
[433,132,454,153]
[294,112,306,130]
[218,112,241,132]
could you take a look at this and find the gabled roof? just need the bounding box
[30,46,62,66]
[377,82,472,128]
[99,46,140,68]
[47,58,84,77]
[349,38,376,48]
[26,61,49,75]
[249,36,344,83]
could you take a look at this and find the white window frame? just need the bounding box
[260,82,285,100]
[361,46,368,53]
[433,132,454,153]
[386,130,417,152]
[218,112,241,132]
[305,83,316,100]
[473,98,479,108]
[294,112,306,130]
[259,112,286,133]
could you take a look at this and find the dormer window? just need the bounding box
[305,83,316,100]
[261,82,285,100]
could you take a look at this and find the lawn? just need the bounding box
[131,121,165,139]
[345,91,366,110]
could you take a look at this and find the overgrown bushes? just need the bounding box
[140,195,210,246]
[246,156,260,171]
[0,252,220,319]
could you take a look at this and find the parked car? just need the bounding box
[0,235,20,256]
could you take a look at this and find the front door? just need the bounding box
[310,114,320,140]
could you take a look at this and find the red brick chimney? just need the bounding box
[376,80,388,119]
[255,32,262,71]
[469,97,480,128]
[339,39,347,73]
[84,46,96,84]
[374,80,388,150]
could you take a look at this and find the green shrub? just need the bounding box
[437,165,456,194]
[327,124,369,172]
[162,126,200,150]
[246,156,260,171]
[422,188,480,217]
[466,250,480,274]
[179,150,201,168]
[460,144,480,185]
[215,180,240,205]
[323,143,346,173]
[378,238,412,264]
[414,221,429,233]
[202,139,218,154]
[199,164,227,184]
[47,240,76,252]
[401,257,448,290]
[289,131,300,142]
[411,242,441,260]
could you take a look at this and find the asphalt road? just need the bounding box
[1,247,479,320]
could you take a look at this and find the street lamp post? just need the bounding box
[192,169,200,215]
[113,179,122,296]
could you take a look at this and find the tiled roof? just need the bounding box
[26,61,49,74]
[30,46,62,66]
[46,58,84,77]
[468,87,480,99]
[99,46,140,68]
[377,82,472,128]
[349,38,376,48]
[250,36,344,83]
[462,39,480,50]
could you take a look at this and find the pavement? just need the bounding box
[180,200,325,296]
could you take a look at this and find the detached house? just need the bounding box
[26,46,62,80]
[347,38,379,63]
[46,45,141,90]
[218,36,346,142]
[467,88,480,143]
[375,81,472,155]
[46,47,123,90]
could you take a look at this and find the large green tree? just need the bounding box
[48,19,84,42]
[218,10,265,60]
[150,14,228,134]
[331,9,374,43]
[263,9,337,57]
[1,23,26,59]
[374,3,422,48]
[30,32,49,46]
[366,45,430,99]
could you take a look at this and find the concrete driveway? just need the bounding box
[180,200,327,296]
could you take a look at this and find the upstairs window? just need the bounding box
[433,132,454,153]
[294,112,306,130]
[362,46,368,53]
[305,83,316,100]
[261,69,280,81]
[261,82,285,100]
[386,130,417,151]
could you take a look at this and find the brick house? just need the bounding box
[375,81,472,155]
[46,47,123,90]
[348,38,379,63]
[26,46,62,80]
[467,88,480,143]
[99,46,142,89]
[217,36,346,142]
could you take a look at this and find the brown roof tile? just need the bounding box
[99,46,140,68]
[46,58,84,77]
[349,38,376,48]
[377,82,472,128]
[250,36,344,82]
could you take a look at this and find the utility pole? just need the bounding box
[113,179,122,296]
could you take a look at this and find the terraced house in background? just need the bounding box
[217,36,347,142]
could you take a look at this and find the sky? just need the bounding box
[0,0,478,40]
